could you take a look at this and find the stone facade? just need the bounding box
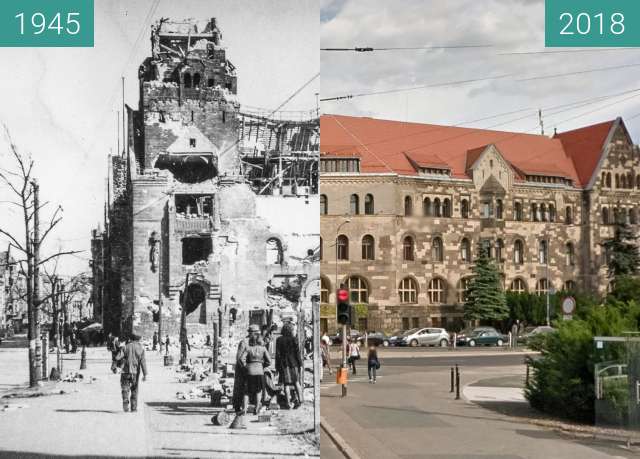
[319,116,640,334]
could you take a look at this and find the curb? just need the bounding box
[321,416,362,459]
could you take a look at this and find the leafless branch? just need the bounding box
[0,227,25,253]
[37,250,84,267]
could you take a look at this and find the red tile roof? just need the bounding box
[321,114,617,188]
[554,119,616,187]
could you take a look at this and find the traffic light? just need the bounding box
[336,287,351,325]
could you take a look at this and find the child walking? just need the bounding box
[367,345,380,383]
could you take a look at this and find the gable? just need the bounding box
[467,145,513,192]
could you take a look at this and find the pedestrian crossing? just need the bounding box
[320,371,383,391]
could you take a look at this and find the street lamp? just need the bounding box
[545,238,550,326]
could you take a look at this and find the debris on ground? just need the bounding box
[61,372,84,382]
[2,403,29,412]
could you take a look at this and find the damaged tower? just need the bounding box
[92,18,319,347]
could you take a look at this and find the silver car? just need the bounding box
[402,327,450,347]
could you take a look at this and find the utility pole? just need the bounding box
[32,179,42,383]
[546,239,550,326]
[157,235,162,347]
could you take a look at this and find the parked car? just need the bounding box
[388,329,408,346]
[457,328,507,347]
[330,329,361,346]
[400,327,450,347]
[359,331,390,347]
[517,326,556,346]
[455,326,495,343]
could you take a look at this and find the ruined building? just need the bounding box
[320,114,640,333]
[92,18,319,340]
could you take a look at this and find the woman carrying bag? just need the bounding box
[367,344,380,383]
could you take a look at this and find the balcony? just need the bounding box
[174,217,214,234]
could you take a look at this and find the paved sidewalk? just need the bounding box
[0,336,317,458]
[321,361,636,458]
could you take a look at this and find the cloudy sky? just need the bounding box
[321,0,640,138]
[0,0,319,275]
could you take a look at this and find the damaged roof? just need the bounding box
[156,18,218,36]
[321,114,622,187]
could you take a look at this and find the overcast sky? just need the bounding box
[0,0,319,275]
[321,0,640,139]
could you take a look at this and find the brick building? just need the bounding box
[92,18,319,343]
[320,114,640,333]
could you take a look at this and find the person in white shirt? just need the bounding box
[347,338,360,374]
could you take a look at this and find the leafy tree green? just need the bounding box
[464,243,508,322]
[604,215,640,279]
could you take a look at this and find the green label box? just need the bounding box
[0,0,93,47]
[546,0,640,47]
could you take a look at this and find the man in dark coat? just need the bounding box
[119,334,148,412]
[152,332,158,351]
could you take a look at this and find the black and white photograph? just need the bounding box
[0,1,320,457]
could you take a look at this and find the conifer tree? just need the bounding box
[604,212,640,279]
[464,241,508,322]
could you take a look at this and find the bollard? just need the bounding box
[79,345,87,370]
[508,331,512,348]
[455,364,460,400]
[450,367,454,392]
[453,333,457,350]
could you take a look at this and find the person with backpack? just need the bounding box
[347,338,360,374]
[367,344,380,383]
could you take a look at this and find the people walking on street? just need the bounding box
[230,324,258,429]
[320,334,332,381]
[109,334,122,373]
[241,330,271,415]
[367,344,380,383]
[164,334,170,355]
[152,331,158,351]
[275,322,302,409]
[118,334,148,412]
[347,338,360,374]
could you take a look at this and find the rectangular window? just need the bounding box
[411,317,420,328]
[182,237,212,265]
[402,317,410,330]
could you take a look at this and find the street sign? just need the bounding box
[562,296,576,320]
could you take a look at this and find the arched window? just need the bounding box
[319,237,323,260]
[398,277,418,304]
[364,194,374,214]
[602,207,610,225]
[630,208,638,225]
[531,203,539,222]
[457,277,470,303]
[404,196,413,216]
[266,238,283,264]
[403,236,415,261]
[350,194,359,215]
[615,174,620,188]
[566,242,575,266]
[443,198,451,218]
[514,202,523,221]
[193,73,201,88]
[320,277,331,303]
[423,197,432,217]
[348,276,369,303]
[564,280,576,292]
[460,238,471,263]
[434,198,442,217]
[514,239,524,264]
[540,203,547,222]
[621,208,629,224]
[565,206,572,225]
[602,172,607,187]
[536,278,550,296]
[428,278,446,304]
[549,204,556,222]
[606,172,612,188]
[432,237,443,262]
[613,208,620,224]
[337,235,349,260]
[461,199,469,219]
[510,278,527,293]
[628,173,634,189]
[320,194,328,215]
[207,78,215,87]
[496,199,503,219]
[495,239,504,262]
[362,235,375,260]
[538,240,548,264]
[184,73,192,88]
[603,242,613,266]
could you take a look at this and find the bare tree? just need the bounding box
[0,125,80,387]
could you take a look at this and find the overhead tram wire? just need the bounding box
[499,48,640,56]
[321,45,493,52]
[323,61,640,103]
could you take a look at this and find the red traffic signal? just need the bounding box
[337,288,349,302]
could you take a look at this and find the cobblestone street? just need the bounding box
[0,335,317,458]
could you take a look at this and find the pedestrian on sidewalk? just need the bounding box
[164,334,170,355]
[110,335,122,373]
[230,324,258,429]
[241,330,271,415]
[118,334,148,412]
[152,331,158,351]
[320,334,332,381]
[347,338,360,374]
[367,344,380,383]
[275,322,302,409]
